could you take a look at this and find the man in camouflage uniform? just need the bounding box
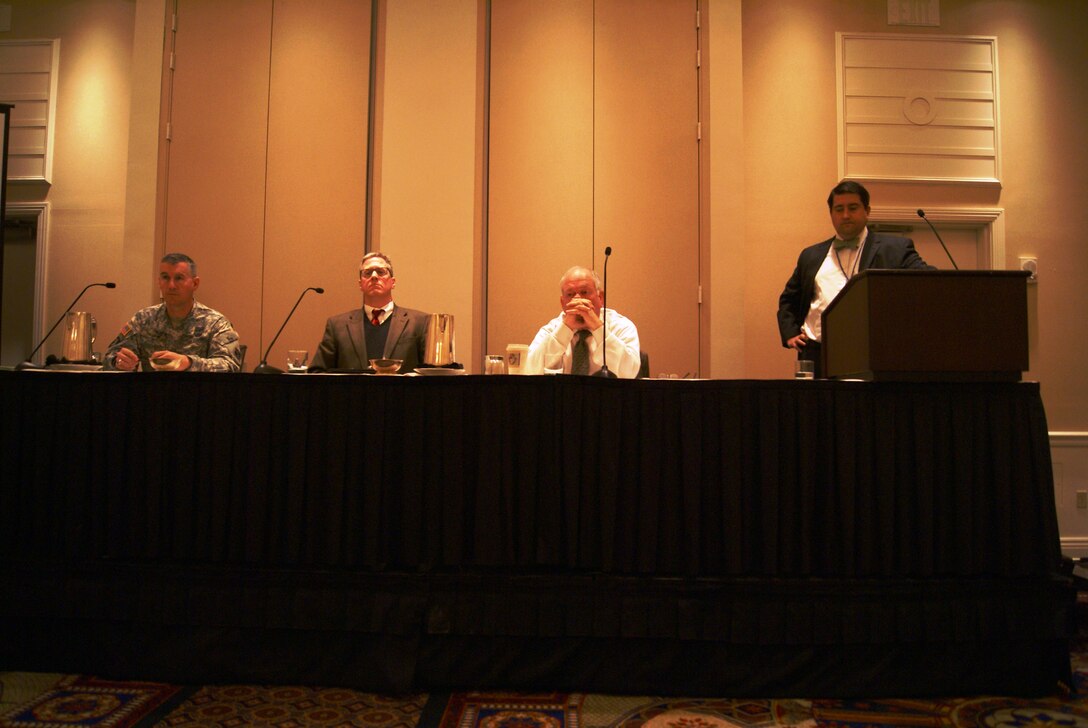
[104,253,242,372]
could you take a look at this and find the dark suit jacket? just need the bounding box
[777,230,935,346]
[310,304,430,372]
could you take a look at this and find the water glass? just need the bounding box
[287,349,308,371]
[484,354,506,375]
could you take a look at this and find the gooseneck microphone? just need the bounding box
[916,209,959,270]
[16,282,117,370]
[592,246,617,378]
[254,286,324,374]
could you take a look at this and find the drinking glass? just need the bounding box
[484,355,506,374]
[287,349,308,371]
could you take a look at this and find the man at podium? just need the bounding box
[777,180,934,377]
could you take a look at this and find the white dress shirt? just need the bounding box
[526,308,641,378]
[802,229,867,342]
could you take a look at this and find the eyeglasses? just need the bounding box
[361,267,391,279]
[561,288,596,300]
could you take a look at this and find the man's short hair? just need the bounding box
[161,252,197,276]
[559,266,602,292]
[359,251,394,278]
[827,180,870,210]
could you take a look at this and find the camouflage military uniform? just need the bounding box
[104,302,242,372]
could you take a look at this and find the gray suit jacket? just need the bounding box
[310,305,430,372]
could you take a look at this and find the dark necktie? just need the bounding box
[571,330,590,375]
[371,309,383,326]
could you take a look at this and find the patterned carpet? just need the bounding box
[4,680,1088,728]
[156,685,426,727]
[0,675,192,727]
[2,598,1086,728]
[432,689,1088,728]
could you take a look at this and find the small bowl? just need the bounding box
[150,356,183,371]
[369,358,403,375]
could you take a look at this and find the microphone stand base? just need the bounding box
[591,367,617,379]
[14,361,42,371]
[253,363,285,374]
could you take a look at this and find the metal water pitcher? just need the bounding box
[61,311,96,363]
[423,313,455,366]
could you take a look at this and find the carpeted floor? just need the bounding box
[2,598,1086,728]
[3,678,1088,728]
[0,674,193,727]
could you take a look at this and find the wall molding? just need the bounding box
[0,39,60,182]
[1052,432,1088,447]
[1061,538,1088,558]
[836,32,1001,186]
[1053,431,1088,558]
[6,201,49,359]
[870,205,1005,269]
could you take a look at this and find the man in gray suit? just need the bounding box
[310,252,429,372]
[778,180,935,377]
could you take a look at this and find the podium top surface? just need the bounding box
[839,268,1031,282]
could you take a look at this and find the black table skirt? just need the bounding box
[0,372,1073,696]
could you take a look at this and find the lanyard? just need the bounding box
[833,244,862,280]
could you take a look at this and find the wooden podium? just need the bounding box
[821,270,1030,381]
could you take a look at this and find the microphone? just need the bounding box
[254,287,324,373]
[16,282,116,370]
[916,209,959,270]
[592,246,616,378]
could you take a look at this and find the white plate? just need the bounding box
[415,367,466,376]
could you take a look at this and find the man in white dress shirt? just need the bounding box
[526,265,641,378]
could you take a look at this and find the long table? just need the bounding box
[0,371,1073,696]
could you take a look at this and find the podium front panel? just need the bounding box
[823,270,1029,381]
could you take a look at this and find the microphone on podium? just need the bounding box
[254,287,324,374]
[592,246,617,378]
[916,209,959,270]
[16,282,117,370]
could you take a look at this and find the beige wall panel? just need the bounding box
[839,33,999,185]
[22,0,167,367]
[846,97,995,126]
[487,0,593,355]
[739,0,876,381]
[164,0,272,357]
[706,0,746,379]
[845,35,996,67]
[262,0,371,369]
[121,0,167,311]
[594,0,699,377]
[845,68,995,95]
[2,0,136,363]
[0,40,57,182]
[378,0,478,368]
[954,0,1088,429]
[850,155,997,180]
[848,125,996,152]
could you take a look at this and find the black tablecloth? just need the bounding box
[0,372,1073,696]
